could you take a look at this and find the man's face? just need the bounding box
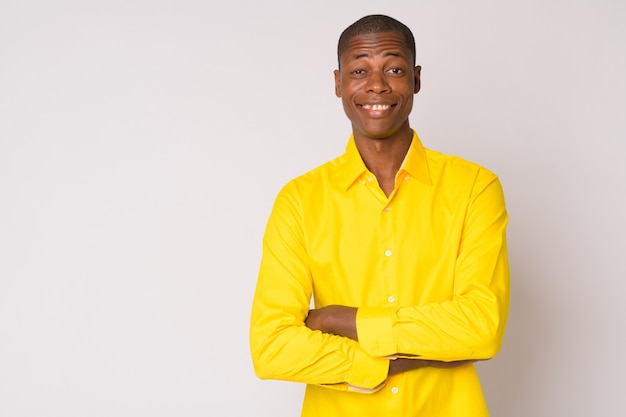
[334,32,421,141]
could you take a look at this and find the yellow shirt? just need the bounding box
[250,132,510,417]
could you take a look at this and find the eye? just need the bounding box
[352,69,365,75]
[388,68,402,75]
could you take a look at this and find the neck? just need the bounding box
[354,130,412,177]
[353,128,413,196]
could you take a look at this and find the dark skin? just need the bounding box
[305,32,476,375]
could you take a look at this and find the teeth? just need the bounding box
[363,104,390,111]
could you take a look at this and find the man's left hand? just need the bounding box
[305,305,358,341]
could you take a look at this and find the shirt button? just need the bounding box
[383,207,390,212]
[391,386,399,394]
[367,176,373,182]
[404,175,410,181]
[387,295,395,303]
[384,250,392,257]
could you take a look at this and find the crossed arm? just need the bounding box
[305,305,477,376]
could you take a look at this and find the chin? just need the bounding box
[361,127,403,140]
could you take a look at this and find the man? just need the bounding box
[250,14,509,417]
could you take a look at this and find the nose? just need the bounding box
[366,71,390,93]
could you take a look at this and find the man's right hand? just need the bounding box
[388,358,478,376]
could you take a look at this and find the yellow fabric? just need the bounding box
[250,131,510,417]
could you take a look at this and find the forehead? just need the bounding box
[340,32,412,64]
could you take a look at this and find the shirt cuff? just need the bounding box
[345,345,389,390]
[356,306,397,357]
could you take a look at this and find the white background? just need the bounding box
[1,1,624,416]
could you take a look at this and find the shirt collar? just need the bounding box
[335,130,432,191]
[401,131,432,186]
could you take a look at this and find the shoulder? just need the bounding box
[425,148,500,187]
[267,155,345,225]
[278,154,346,197]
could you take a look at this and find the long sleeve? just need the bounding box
[249,181,389,390]
[356,173,510,361]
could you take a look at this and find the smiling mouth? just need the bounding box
[361,104,392,110]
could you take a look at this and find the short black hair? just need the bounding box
[337,14,416,67]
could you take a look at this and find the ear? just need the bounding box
[334,69,341,97]
[414,65,421,94]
